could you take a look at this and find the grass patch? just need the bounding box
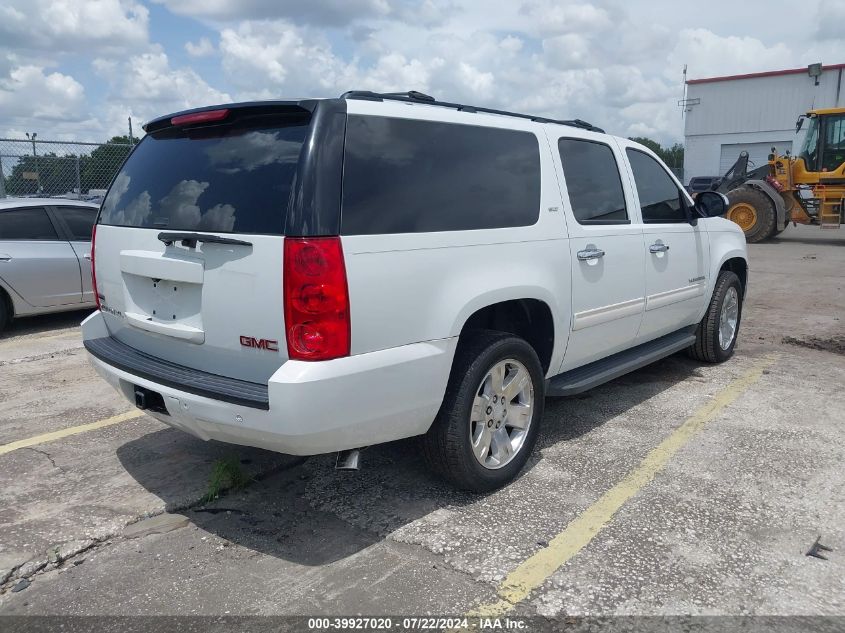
[203,457,251,503]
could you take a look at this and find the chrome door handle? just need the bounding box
[649,243,669,253]
[577,248,605,261]
[0,255,11,262]
[83,253,92,260]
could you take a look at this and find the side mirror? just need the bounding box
[695,191,729,217]
[795,116,805,133]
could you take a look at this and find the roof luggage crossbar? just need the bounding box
[340,90,604,133]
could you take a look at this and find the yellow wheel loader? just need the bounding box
[716,108,845,242]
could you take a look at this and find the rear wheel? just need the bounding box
[423,330,544,492]
[688,271,743,363]
[726,186,777,243]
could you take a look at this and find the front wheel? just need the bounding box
[726,186,777,243]
[423,331,544,492]
[688,271,743,363]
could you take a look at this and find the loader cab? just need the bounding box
[798,110,845,173]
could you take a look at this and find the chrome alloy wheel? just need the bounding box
[719,286,739,350]
[469,359,534,469]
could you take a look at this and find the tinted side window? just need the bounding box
[558,139,628,224]
[0,208,59,240]
[341,116,541,235]
[626,149,687,223]
[57,207,97,241]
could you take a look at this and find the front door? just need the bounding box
[552,133,646,372]
[620,144,709,341]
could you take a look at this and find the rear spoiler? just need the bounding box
[143,100,320,133]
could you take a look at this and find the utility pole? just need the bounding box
[25,132,41,194]
[128,116,134,146]
[0,154,6,198]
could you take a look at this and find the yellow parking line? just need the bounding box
[0,410,145,456]
[469,353,778,617]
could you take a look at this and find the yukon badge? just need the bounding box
[240,336,279,352]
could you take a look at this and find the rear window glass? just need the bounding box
[341,116,541,235]
[99,116,309,234]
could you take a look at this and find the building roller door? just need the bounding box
[719,141,793,175]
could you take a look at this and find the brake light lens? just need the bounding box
[170,108,229,127]
[91,224,100,311]
[283,237,350,361]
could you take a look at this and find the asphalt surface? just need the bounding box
[0,224,843,624]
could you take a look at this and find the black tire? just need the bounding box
[726,186,777,243]
[0,291,9,334]
[423,330,545,492]
[688,271,743,363]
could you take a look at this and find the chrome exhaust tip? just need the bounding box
[335,448,364,470]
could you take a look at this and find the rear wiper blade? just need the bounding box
[157,232,252,248]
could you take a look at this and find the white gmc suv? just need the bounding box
[83,91,747,491]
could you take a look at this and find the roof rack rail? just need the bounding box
[339,90,604,133]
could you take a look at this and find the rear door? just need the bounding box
[620,144,710,342]
[0,206,83,307]
[94,108,313,383]
[49,205,98,303]
[552,134,646,371]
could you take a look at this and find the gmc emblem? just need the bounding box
[240,336,279,352]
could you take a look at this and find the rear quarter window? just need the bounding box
[341,116,541,235]
[99,117,309,235]
[56,206,97,241]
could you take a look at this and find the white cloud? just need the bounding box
[0,0,149,54]
[219,21,354,95]
[185,37,215,57]
[816,0,845,40]
[154,0,390,26]
[3,0,840,148]
[78,48,231,139]
[671,29,792,80]
[155,0,459,27]
[0,64,85,121]
[543,33,593,69]
[110,49,231,111]
[519,1,612,36]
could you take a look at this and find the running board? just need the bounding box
[546,326,697,397]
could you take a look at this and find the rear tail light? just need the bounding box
[283,237,350,361]
[91,224,101,310]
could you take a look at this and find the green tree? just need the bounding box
[3,152,87,196]
[627,137,684,169]
[662,143,684,169]
[81,135,138,191]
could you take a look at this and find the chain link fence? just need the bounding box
[0,138,134,202]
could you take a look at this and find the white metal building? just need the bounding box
[683,63,844,183]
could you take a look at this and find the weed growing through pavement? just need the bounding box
[204,457,251,503]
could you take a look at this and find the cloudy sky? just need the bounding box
[1,0,843,145]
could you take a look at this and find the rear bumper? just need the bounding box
[82,311,456,455]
